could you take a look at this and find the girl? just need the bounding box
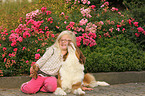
[20,30,92,94]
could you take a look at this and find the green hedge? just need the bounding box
[82,34,145,72]
[123,0,145,25]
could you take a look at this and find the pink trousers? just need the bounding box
[21,76,57,94]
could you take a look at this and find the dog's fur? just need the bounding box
[83,73,110,88]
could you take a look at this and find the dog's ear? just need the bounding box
[75,47,86,64]
[63,52,68,61]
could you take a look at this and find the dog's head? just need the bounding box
[63,43,86,64]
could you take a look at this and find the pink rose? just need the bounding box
[17,36,23,42]
[13,48,18,52]
[37,49,40,52]
[4,58,7,62]
[135,33,140,37]
[117,24,121,28]
[91,5,96,9]
[26,60,29,63]
[133,22,138,27]
[137,27,144,32]
[41,7,47,12]
[35,54,40,60]
[3,47,7,51]
[46,11,51,15]
[22,47,26,51]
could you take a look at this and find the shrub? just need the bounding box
[81,34,145,72]
[123,0,145,25]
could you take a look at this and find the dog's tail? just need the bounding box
[83,73,110,88]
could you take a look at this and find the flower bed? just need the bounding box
[0,0,145,76]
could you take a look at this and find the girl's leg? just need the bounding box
[21,76,45,94]
[40,76,57,92]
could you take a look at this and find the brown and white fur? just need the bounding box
[83,73,110,88]
[54,43,85,95]
[54,43,109,95]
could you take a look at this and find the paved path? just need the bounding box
[0,82,145,96]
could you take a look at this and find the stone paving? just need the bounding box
[0,82,145,96]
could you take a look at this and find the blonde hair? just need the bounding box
[54,30,77,48]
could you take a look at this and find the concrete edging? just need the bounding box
[1,71,145,88]
[92,71,145,84]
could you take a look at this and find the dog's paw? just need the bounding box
[54,88,67,95]
[73,88,85,95]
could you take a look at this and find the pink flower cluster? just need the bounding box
[41,7,52,16]
[128,18,145,37]
[66,22,75,30]
[8,21,45,47]
[76,32,97,47]
[81,0,90,5]
[104,32,110,37]
[80,7,92,18]
[0,7,57,71]
[111,7,118,11]
[85,22,97,33]
[47,17,53,23]
[41,7,47,12]
[35,53,40,60]
[26,7,51,20]
[1,28,8,36]
[74,27,84,32]
[9,33,23,47]
[79,18,88,26]
[26,9,41,19]
[100,1,109,7]
[15,24,29,34]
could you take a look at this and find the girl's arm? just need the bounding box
[36,47,54,68]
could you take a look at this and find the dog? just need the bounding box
[54,43,110,95]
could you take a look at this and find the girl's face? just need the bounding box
[59,34,72,51]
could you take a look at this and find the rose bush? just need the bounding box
[0,0,145,76]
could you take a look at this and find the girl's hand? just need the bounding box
[29,64,39,79]
[30,66,33,74]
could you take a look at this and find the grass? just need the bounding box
[0,0,39,15]
[0,0,39,30]
[0,0,84,30]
